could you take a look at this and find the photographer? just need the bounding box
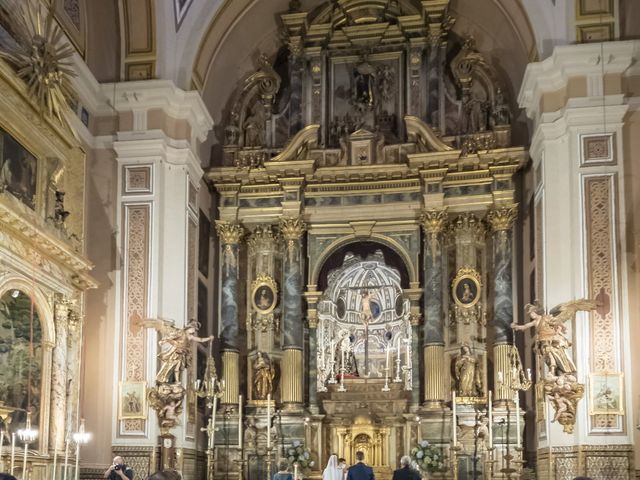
[103,456,134,480]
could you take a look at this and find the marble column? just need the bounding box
[65,308,82,438]
[487,205,518,401]
[420,209,447,406]
[49,297,69,452]
[216,221,244,404]
[280,217,306,405]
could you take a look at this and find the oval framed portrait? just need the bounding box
[251,274,278,314]
[452,268,481,308]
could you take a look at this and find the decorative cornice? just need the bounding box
[518,41,637,121]
[419,209,448,234]
[215,221,244,244]
[280,217,307,240]
[0,201,96,288]
[487,205,518,232]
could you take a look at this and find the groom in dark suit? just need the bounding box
[347,451,375,480]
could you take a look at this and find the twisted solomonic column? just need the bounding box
[487,205,518,402]
[420,209,448,407]
[215,221,245,404]
[279,217,306,406]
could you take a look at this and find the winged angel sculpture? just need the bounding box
[512,299,597,433]
[133,314,214,431]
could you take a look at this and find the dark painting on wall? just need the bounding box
[198,210,211,277]
[0,127,37,209]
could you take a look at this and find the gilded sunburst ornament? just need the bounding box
[0,0,76,124]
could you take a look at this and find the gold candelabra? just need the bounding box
[196,349,225,480]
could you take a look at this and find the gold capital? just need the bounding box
[215,221,244,245]
[420,209,448,234]
[487,205,518,232]
[280,217,306,240]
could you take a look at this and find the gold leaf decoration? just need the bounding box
[0,0,76,125]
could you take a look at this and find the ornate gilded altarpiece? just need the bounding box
[207,1,527,479]
[0,53,94,480]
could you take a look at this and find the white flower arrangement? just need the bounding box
[410,440,447,474]
[287,440,315,469]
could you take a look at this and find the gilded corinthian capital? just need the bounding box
[487,205,518,232]
[215,221,244,244]
[420,209,448,234]
[280,217,307,240]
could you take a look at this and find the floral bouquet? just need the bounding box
[287,440,315,470]
[410,440,446,475]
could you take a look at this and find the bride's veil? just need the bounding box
[323,455,340,480]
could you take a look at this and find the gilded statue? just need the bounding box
[147,383,185,430]
[512,299,596,376]
[454,344,482,397]
[512,299,596,433]
[137,315,215,384]
[253,351,275,400]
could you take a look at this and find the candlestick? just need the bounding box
[74,441,80,480]
[488,390,493,450]
[452,391,457,447]
[266,394,271,448]
[10,432,15,475]
[294,462,299,480]
[515,392,521,448]
[238,394,243,449]
[53,445,58,480]
[62,437,69,480]
[0,430,4,471]
[22,442,28,480]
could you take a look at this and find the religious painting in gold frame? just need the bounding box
[251,274,278,315]
[589,371,624,415]
[451,268,481,308]
[119,381,147,420]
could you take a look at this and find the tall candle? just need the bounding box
[396,337,401,364]
[488,390,493,449]
[211,395,218,448]
[452,391,457,446]
[22,443,28,480]
[294,462,299,480]
[320,326,325,369]
[0,430,4,470]
[385,344,390,375]
[74,442,81,480]
[266,394,271,448]
[238,394,243,449]
[405,341,410,367]
[10,432,15,475]
[515,392,521,448]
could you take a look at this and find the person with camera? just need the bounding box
[103,456,134,480]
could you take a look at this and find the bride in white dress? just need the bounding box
[323,455,345,480]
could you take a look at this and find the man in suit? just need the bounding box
[392,456,420,480]
[347,451,375,480]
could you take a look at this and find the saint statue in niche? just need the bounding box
[253,351,275,400]
[352,60,376,112]
[454,344,482,396]
[336,329,358,377]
